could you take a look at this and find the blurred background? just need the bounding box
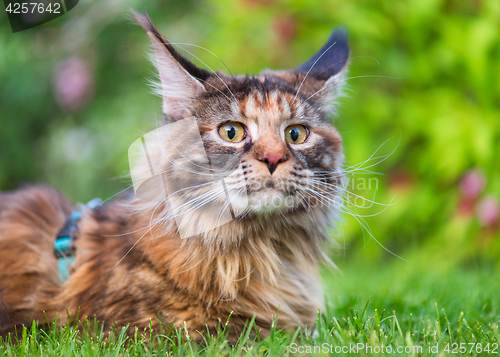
[1,0,499,273]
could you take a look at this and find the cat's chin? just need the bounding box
[243,189,298,215]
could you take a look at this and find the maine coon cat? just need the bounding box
[0,12,349,340]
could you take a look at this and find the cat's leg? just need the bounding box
[0,185,74,336]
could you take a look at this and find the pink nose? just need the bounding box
[259,154,286,175]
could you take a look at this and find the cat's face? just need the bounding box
[192,75,344,214]
[134,13,349,229]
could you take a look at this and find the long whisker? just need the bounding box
[158,185,226,223]
[308,179,394,208]
[112,225,152,269]
[306,74,404,101]
[151,113,232,176]
[294,41,339,102]
[174,44,238,103]
[311,55,382,80]
[154,121,220,177]
[169,42,234,77]
[217,186,245,221]
[340,201,408,262]
[104,179,220,237]
[171,188,228,230]
[303,187,408,262]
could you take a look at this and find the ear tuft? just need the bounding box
[131,10,157,38]
[297,27,349,80]
[132,10,209,121]
[132,10,210,82]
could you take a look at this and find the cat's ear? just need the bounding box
[296,28,349,81]
[296,28,349,106]
[133,11,210,121]
[263,28,349,110]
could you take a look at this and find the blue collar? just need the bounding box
[54,198,102,283]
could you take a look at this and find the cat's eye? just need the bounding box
[218,122,246,143]
[285,125,308,144]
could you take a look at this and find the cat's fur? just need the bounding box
[0,12,349,340]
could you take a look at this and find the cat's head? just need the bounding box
[133,12,349,235]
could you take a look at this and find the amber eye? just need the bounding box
[218,122,246,143]
[285,125,308,144]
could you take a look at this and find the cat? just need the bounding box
[0,11,349,341]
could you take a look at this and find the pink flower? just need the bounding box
[459,169,486,200]
[272,15,297,44]
[53,57,93,110]
[477,196,500,227]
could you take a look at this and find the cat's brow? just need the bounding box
[241,90,299,125]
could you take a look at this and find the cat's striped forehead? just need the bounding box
[197,74,326,129]
[240,91,298,121]
[233,89,304,140]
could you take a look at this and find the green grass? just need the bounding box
[2,261,499,356]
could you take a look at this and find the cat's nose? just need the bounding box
[258,154,287,175]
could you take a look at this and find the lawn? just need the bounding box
[2,259,498,356]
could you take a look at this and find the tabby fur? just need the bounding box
[0,12,349,341]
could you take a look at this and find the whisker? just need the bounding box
[303,187,407,261]
[294,40,339,102]
[174,44,238,103]
[158,185,226,223]
[155,124,222,177]
[306,74,404,101]
[339,201,409,262]
[103,179,221,238]
[112,226,152,269]
[311,55,382,80]
[169,42,234,77]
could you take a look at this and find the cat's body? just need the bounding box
[0,13,349,340]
